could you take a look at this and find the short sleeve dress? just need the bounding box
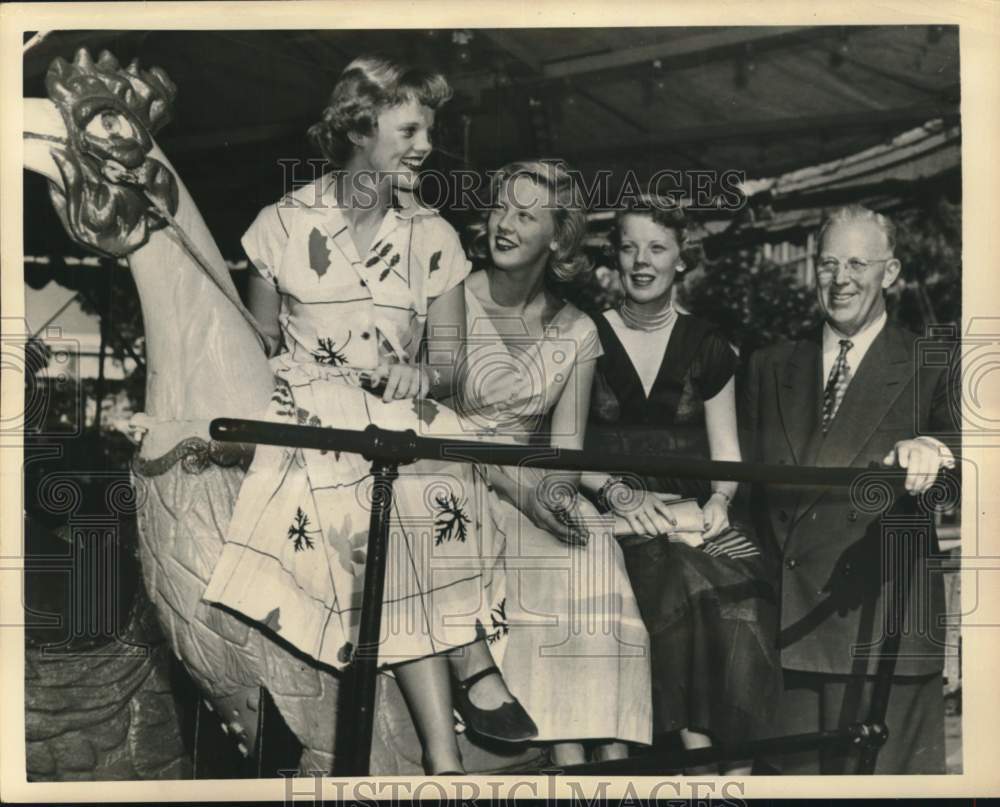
[587,311,781,745]
[458,286,652,746]
[203,178,497,670]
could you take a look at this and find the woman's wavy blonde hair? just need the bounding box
[481,159,592,284]
[307,55,453,166]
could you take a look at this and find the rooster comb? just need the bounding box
[45,48,177,135]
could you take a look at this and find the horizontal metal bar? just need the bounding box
[551,723,882,775]
[210,418,887,488]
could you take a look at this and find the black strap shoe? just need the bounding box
[453,665,539,743]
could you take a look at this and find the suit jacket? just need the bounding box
[740,324,960,677]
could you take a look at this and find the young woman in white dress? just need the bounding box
[203,57,535,775]
[456,160,653,767]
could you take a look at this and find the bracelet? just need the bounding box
[596,476,629,512]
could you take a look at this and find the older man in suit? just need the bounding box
[740,204,959,774]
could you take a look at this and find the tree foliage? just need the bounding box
[27,261,147,388]
[679,198,962,353]
[890,197,962,331]
[681,248,819,355]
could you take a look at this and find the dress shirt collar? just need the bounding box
[821,311,887,380]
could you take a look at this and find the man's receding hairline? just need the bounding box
[818,218,894,256]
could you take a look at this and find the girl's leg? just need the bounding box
[592,741,629,762]
[394,655,464,774]
[446,638,517,709]
[550,741,586,767]
[677,729,752,774]
[679,728,718,775]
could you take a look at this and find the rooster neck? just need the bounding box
[24,97,274,437]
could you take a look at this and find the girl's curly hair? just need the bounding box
[307,55,453,166]
[473,159,592,284]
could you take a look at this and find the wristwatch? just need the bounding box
[596,476,630,512]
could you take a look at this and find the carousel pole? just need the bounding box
[335,458,400,777]
[855,518,922,774]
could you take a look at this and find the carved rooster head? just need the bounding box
[44,49,180,257]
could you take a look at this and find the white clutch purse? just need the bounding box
[612,496,705,548]
[660,497,706,547]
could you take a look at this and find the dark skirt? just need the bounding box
[621,529,782,745]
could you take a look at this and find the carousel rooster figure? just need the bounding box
[24,48,536,776]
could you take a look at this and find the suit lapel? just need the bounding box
[776,336,823,466]
[791,326,914,526]
[815,326,913,467]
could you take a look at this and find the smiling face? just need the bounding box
[617,213,683,308]
[352,97,434,191]
[488,174,558,273]
[816,219,901,337]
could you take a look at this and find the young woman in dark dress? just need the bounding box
[581,199,781,774]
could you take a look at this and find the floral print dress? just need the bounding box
[203,178,497,670]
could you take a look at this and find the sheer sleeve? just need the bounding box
[241,202,291,288]
[575,317,603,364]
[690,329,737,401]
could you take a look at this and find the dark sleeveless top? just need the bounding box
[586,312,738,503]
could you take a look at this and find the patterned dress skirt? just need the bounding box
[203,358,499,670]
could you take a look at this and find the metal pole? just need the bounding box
[855,522,920,774]
[555,723,880,775]
[335,460,399,777]
[210,419,880,488]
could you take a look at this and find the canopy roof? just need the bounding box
[23,25,960,260]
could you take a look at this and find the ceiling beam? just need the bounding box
[479,29,544,74]
[466,26,872,103]
[701,171,961,250]
[539,26,820,80]
[769,168,960,213]
[559,104,961,165]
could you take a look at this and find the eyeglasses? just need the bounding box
[815,256,893,278]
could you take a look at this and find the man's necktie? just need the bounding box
[822,338,853,433]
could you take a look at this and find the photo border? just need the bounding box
[2,0,998,801]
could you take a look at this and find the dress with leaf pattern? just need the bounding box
[203,179,497,670]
